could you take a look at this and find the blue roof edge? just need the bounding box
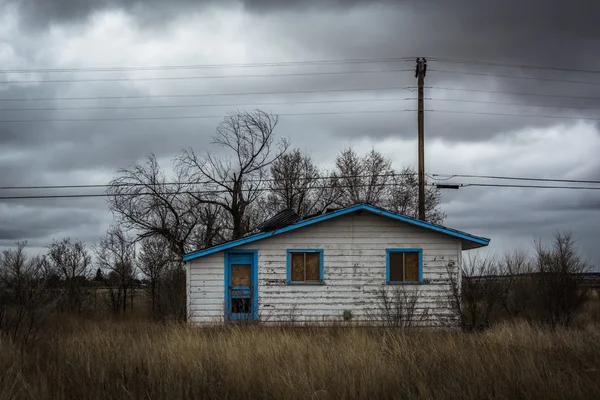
[183,203,490,261]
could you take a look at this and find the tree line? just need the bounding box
[0,235,185,344]
[0,109,444,342]
[450,232,591,330]
[107,109,444,259]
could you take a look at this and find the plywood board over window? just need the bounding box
[231,265,251,286]
[305,253,321,281]
[290,253,304,282]
[287,249,323,284]
[387,249,422,284]
[405,252,420,282]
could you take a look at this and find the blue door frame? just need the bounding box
[224,250,258,321]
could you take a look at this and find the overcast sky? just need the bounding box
[1,0,599,269]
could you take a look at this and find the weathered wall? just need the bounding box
[188,211,461,325]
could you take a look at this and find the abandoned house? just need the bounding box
[183,203,489,325]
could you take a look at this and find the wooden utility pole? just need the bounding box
[415,58,427,221]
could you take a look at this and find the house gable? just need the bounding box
[183,203,489,261]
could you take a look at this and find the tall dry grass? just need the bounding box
[1,315,599,400]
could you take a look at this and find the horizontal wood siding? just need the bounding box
[188,212,461,326]
[188,252,225,324]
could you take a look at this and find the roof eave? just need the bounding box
[461,239,490,251]
[183,203,490,261]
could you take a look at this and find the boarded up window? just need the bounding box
[231,265,251,286]
[305,253,321,282]
[289,251,322,283]
[405,252,420,282]
[290,253,305,282]
[388,251,420,283]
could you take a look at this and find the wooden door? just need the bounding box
[226,252,257,321]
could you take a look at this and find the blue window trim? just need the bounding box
[286,249,325,285]
[386,248,423,285]
[224,250,259,320]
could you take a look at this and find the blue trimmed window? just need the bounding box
[286,249,324,284]
[386,248,423,284]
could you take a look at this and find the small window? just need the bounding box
[287,249,323,284]
[387,249,422,284]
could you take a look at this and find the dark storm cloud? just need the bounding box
[2,0,600,268]
[9,0,389,26]
[4,0,600,160]
[0,203,102,240]
[7,0,205,27]
[240,0,600,131]
[7,0,600,123]
[11,0,600,44]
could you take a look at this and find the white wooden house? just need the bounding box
[183,204,489,325]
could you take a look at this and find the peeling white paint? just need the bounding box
[188,212,464,325]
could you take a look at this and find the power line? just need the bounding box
[429,69,600,86]
[0,172,416,191]
[0,68,412,84]
[0,97,409,112]
[424,86,600,102]
[0,86,413,103]
[432,58,600,75]
[426,109,600,121]
[0,191,233,200]
[461,183,600,190]
[3,181,600,200]
[419,98,600,112]
[5,56,597,76]
[0,181,417,200]
[0,109,410,123]
[431,174,600,185]
[0,57,413,74]
[3,172,600,193]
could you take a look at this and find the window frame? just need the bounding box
[386,248,423,285]
[286,249,325,285]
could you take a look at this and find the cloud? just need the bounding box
[351,122,600,265]
[0,1,599,268]
[0,201,108,244]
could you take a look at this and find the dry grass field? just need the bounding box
[1,310,600,400]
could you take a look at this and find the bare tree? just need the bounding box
[139,235,177,316]
[107,154,211,257]
[159,265,187,322]
[449,253,510,331]
[447,234,588,331]
[500,250,535,321]
[332,148,444,222]
[266,149,337,217]
[0,242,56,346]
[95,227,138,314]
[333,148,393,206]
[106,153,226,321]
[533,232,588,327]
[191,203,226,250]
[47,238,91,313]
[386,167,446,224]
[177,110,289,239]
